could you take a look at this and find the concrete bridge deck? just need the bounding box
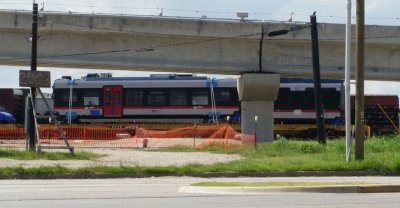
[0,10,400,80]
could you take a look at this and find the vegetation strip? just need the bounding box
[1,135,400,177]
[192,181,365,187]
[0,149,103,160]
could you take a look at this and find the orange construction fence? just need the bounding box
[0,126,130,140]
[39,126,129,140]
[0,127,25,140]
[134,123,255,149]
[0,123,255,149]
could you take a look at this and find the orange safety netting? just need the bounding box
[0,126,129,140]
[0,126,133,148]
[39,126,129,140]
[0,123,255,149]
[0,127,25,139]
[134,123,255,149]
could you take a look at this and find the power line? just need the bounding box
[0,31,262,61]
[3,32,399,62]
[0,3,28,5]
[2,3,400,21]
[2,17,400,62]
[57,17,399,43]
[46,3,161,11]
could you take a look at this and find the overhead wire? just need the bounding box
[1,6,400,61]
[0,23,262,61]
[2,17,400,62]
[2,2,400,21]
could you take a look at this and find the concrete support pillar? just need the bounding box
[238,73,280,142]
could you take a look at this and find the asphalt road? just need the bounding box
[1,177,400,208]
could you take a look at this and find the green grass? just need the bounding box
[0,149,103,160]
[153,143,249,154]
[1,135,400,176]
[192,181,364,187]
[230,136,400,173]
[151,135,400,174]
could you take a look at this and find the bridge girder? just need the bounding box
[0,11,400,81]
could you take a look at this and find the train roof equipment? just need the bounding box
[54,73,237,89]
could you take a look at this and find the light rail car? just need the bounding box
[53,73,239,123]
[52,73,343,124]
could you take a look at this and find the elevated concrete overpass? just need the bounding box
[1,10,400,80]
[1,10,400,142]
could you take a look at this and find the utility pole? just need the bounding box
[29,3,38,151]
[310,12,326,144]
[355,0,365,160]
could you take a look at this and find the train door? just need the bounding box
[103,86,123,117]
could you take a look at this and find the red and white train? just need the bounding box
[52,73,343,124]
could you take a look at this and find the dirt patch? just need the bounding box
[0,148,242,168]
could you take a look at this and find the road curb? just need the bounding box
[358,185,400,193]
[0,170,397,180]
[180,184,400,194]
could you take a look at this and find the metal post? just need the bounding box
[193,124,196,148]
[258,25,265,73]
[345,0,353,162]
[24,95,30,151]
[69,82,73,125]
[310,12,326,144]
[355,0,365,160]
[254,115,258,148]
[29,3,38,151]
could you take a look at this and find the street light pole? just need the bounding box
[345,0,353,162]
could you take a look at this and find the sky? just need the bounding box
[0,0,400,95]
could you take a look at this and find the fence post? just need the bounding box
[193,124,197,148]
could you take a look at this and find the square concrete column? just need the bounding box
[238,73,280,142]
[241,101,274,142]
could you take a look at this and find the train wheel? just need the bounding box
[306,128,318,140]
[326,129,337,138]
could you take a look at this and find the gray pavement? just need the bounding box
[1,177,400,208]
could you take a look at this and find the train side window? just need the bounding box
[303,88,341,110]
[62,90,77,104]
[105,89,112,106]
[192,89,208,105]
[169,89,187,106]
[301,89,315,109]
[321,88,340,109]
[83,91,100,106]
[215,89,231,102]
[114,91,121,106]
[125,89,143,106]
[275,88,291,109]
[147,90,165,106]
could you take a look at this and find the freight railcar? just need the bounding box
[351,95,399,135]
[52,73,343,124]
[0,89,26,123]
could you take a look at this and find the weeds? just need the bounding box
[1,135,400,176]
[0,149,103,160]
